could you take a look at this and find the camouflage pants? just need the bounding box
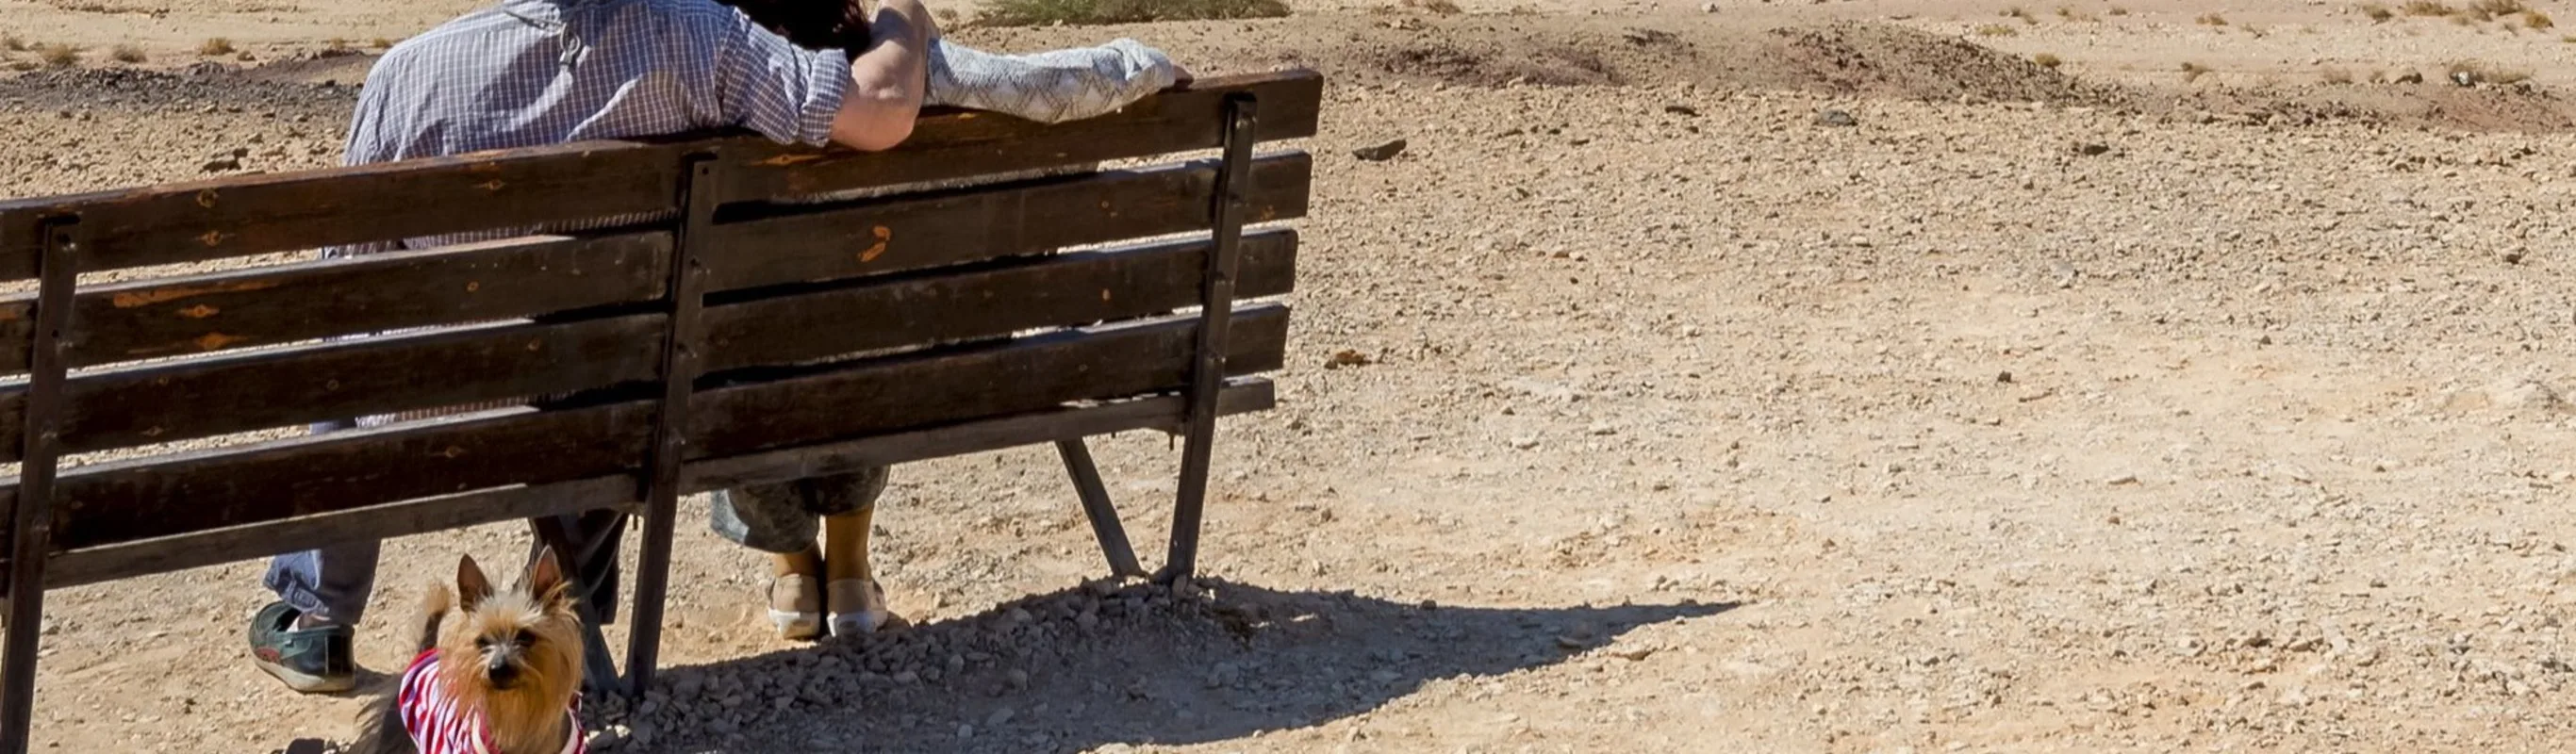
[708,467,889,553]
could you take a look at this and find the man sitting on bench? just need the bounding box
[250,0,939,694]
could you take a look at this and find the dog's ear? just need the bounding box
[527,546,567,605]
[456,553,494,611]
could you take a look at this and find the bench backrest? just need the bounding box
[0,70,1321,587]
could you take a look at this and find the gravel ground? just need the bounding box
[7,3,2576,752]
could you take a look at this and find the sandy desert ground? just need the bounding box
[9,0,2576,752]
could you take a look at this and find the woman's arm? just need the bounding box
[926,38,1185,124]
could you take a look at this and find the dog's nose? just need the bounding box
[487,656,519,687]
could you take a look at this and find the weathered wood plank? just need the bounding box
[31,379,1276,587]
[0,232,671,375]
[702,152,1312,291]
[705,228,1297,371]
[8,305,1288,551]
[0,70,1324,280]
[45,402,660,550]
[0,314,668,463]
[685,377,1275,491]
[0,145,683,278]
[710,70,1326,203]
[690,304,1289,457]
[42,476,640,589]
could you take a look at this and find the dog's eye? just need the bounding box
[513,633,534,648]
[473,636,491,649]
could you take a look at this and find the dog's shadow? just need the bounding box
[586,580,1734,753]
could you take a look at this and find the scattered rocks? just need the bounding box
[1351,138,1408,161]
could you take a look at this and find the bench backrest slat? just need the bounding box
[704,153,1312,291]
[704,228,1297,372]
[0,313,668,462]
[0,232,672,375]
[716,73,1324,203]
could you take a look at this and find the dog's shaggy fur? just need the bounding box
[353,549,586,754]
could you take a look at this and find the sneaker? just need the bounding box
[827,579,893,636]
[768,574,824,641]
[247,601,355,694]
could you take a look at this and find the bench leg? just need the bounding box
[1155,92,1261,586]
[1055,439,1148,579]
[2,219,79,754]
[529,516,625,698]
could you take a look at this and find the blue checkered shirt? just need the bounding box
[333,0,851,256]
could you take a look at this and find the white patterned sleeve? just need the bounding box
[925,38,1181,124]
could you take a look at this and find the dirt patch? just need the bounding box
[1770,21,2096,104]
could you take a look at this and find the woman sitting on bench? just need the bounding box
[713,0,1192,640]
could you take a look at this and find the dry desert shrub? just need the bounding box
[2107,6,2129,15]
[2402,0,2454,15]
[2196,12,2228,25]
[1402,0,1462,13]
[2524,9,2552,28]
[2181,61,2211,81]
[107,42,143,63]
[2360,2,2395,21]
[2033,53,2063,68]
[2320,67,2354,84]
[199,38,234,56]
[36,43,78,67]
[1,34,24,52]
[1974,24,2019,36]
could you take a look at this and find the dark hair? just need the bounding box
[718,0,871,51]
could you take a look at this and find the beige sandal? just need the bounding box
[768,574,824,641]
[827,579,892,636]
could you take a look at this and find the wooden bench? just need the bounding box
[0,69,1321,753]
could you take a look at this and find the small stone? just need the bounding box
[1611,646,1656,662]
[1351,139,1407,161]
[893,670,920,684]
[1007,668,1031,690]
[957,723,975,739]
[1511,435,1541,451]
[2106,474,2139,485]
[2073,142,2111,156]
[1814,109,1858,127]
[202,157,241,172]
[987,707,1016,727]
[1701,1,1718,10]
[1663,104,1700,117]
[585,724,630,750]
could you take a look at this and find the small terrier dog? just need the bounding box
[354,548,587,754]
